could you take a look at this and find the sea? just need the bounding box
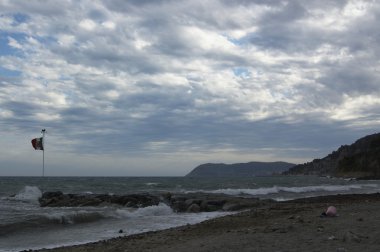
[1,176,380,251]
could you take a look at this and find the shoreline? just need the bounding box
[32,193,380,252]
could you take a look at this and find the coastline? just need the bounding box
[33,193,380,252]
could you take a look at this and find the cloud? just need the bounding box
[0,0,380,175]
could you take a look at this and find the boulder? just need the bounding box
[171,200,188,212]
[200,201,222,212]
[39,191,265,213]
[187,203,201,213]
[39,192,160,208]
[222,203,243,211]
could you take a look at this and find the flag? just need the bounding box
[31,137,44,150]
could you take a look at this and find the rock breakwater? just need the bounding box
[39,191,269,213]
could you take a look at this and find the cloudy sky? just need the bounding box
[1,0,379,176]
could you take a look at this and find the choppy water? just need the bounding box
[1,176,379,251]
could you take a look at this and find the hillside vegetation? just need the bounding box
[284,133,380,179]
[186,161,295,177]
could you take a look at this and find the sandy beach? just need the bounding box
[31,193,380,252]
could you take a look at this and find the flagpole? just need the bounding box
[41,129,46,177]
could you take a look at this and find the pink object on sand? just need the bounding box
[325,206,337,217]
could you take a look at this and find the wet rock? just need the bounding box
[42,191,63,198]
[39,192,160,208]
[39,191,267,213]
[78,198,103,207]
[125,201,137,208]
[171,200,188,212]
[185,199,202,206]
[187,203,201,213]
[200,201,221,212]
[222,203,242,211]
[206,200,226,207]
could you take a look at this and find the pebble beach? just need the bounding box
[34,193,380,252]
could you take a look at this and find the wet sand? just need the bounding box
[35,193,380,252]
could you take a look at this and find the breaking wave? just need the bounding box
[0,203,173,236]
[112,203,173,218]
[191,183,379,197]
[13,186,42,203]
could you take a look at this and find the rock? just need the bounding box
[342,231,361,243]
[39,191,65,207]
[39,191,267,213]
[206,200,226,206]
[171,200,188,212]
[185,199,202,206]
[170,195,187,202]
[78,198,103,207]
[187,203,201,213]
[222,203,242,211]
[39,192,160,208]
[161,192,172,201]
[200,201,222,212]
[328,235,337,240]
[336,248,347,252]
[41,191,63,198]
[125,201,137,208]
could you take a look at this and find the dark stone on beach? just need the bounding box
[39,191,67,207]
[343,231,362,243]
[166,193,264,212]
[170,195,188,203]
[222,203,243,211]
[125,201,137,208]
[342,230,368,243]
[39,191,266,213]
[42,191,64,198]
[171,200,188,212]
[39,193,160,208]
[185,199,202,206]
[187,203,201,213]
[205,200,226,206]
[79,198,103,207]
[200,201,221,212]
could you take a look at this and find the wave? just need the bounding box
[145,182,160,186]
[189,183,379,197]
[43,210,106,225]
[0,203,174,237]
[112,203,173,218]
[12,186,42,203]
[0,211,103,236]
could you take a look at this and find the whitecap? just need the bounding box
[13,186,42,203]
[113,203,173,219]
[145,182,159,186]
[187,183,379,197]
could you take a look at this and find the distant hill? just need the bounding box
[283,133,380,179]
[186,161,296,177]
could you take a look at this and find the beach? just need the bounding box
[35,193,380,252]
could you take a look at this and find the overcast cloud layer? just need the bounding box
[1,0,379,176]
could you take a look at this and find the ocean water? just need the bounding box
[1,176,379,251]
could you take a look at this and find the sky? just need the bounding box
[0,0,379,176]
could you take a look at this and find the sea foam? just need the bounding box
[113,203,173,218]
[13,186,42,203]
[193,183,379,197]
